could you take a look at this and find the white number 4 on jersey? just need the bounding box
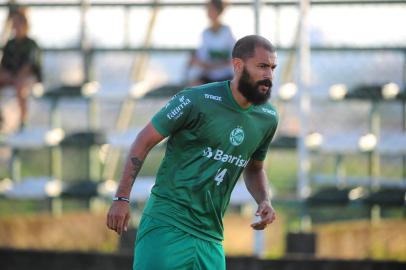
[214,168,227,186]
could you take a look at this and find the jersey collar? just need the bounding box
[226,81,254,113]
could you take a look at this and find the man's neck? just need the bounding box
[15,33,27,40]
[210,21,222,32]
[229,79,252,109]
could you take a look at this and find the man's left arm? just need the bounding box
[243,159,276,230]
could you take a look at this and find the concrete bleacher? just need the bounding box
[307,132,406,204]
[106,128,142,150]
[5,127,65,149]
[3,127,65,183]
[2,177,61,200]
[307,132,406,156]
[0,82,109,209]
[92,81,154,101]
[305,84,406,207]
[0,80,193,213]
[312,174,406,188]
[2,80,405,211]
[306,185,406,207]
[377,133,406,155]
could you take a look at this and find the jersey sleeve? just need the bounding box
[151,91,195,137]
[251,116,279,161]
[196,30,209,61]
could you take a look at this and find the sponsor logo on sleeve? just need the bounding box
[164,95,176,109]
[204,94,222,101]
[262,108,277,116]
[166,95,191,120]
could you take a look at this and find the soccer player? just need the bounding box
[107,34,279,270]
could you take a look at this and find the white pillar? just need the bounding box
[254,0,262,35]
[296,0,312,199]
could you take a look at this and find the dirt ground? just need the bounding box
[315,219,406,261]
[0,211,283,256]
[0,211,405,261]
[0,212,118,252]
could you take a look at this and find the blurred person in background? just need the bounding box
[107,35,278,270]
[1,1,19,44]
[186,0,235,86]
[0,8,42,131]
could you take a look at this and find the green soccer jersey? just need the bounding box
[144,81,278,242]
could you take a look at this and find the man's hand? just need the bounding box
[106,201,130,235]
[106,123,164,235]
[250,201,276,230]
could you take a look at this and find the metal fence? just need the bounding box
[1,0,405,195]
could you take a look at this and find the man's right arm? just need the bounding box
[106,122,165,235]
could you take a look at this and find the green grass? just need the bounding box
[265,150,298,196]
[0,198,51,216]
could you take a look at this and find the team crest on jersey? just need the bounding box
[229,127,245,146]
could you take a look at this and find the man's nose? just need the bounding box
[264,69,273,80]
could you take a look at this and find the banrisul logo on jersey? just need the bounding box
[202,147,248,168]
[229,127,245,146]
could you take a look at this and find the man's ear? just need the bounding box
[232,58,244,75]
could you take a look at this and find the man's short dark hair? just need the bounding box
[232,35,276,60]
[210,0,225,14]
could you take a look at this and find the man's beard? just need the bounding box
[237,67,272,105]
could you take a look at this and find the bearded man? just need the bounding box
[107,35,279,270]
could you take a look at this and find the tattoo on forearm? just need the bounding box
[130,157,144,185]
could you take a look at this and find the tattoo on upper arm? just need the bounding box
[130,157,144,184]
